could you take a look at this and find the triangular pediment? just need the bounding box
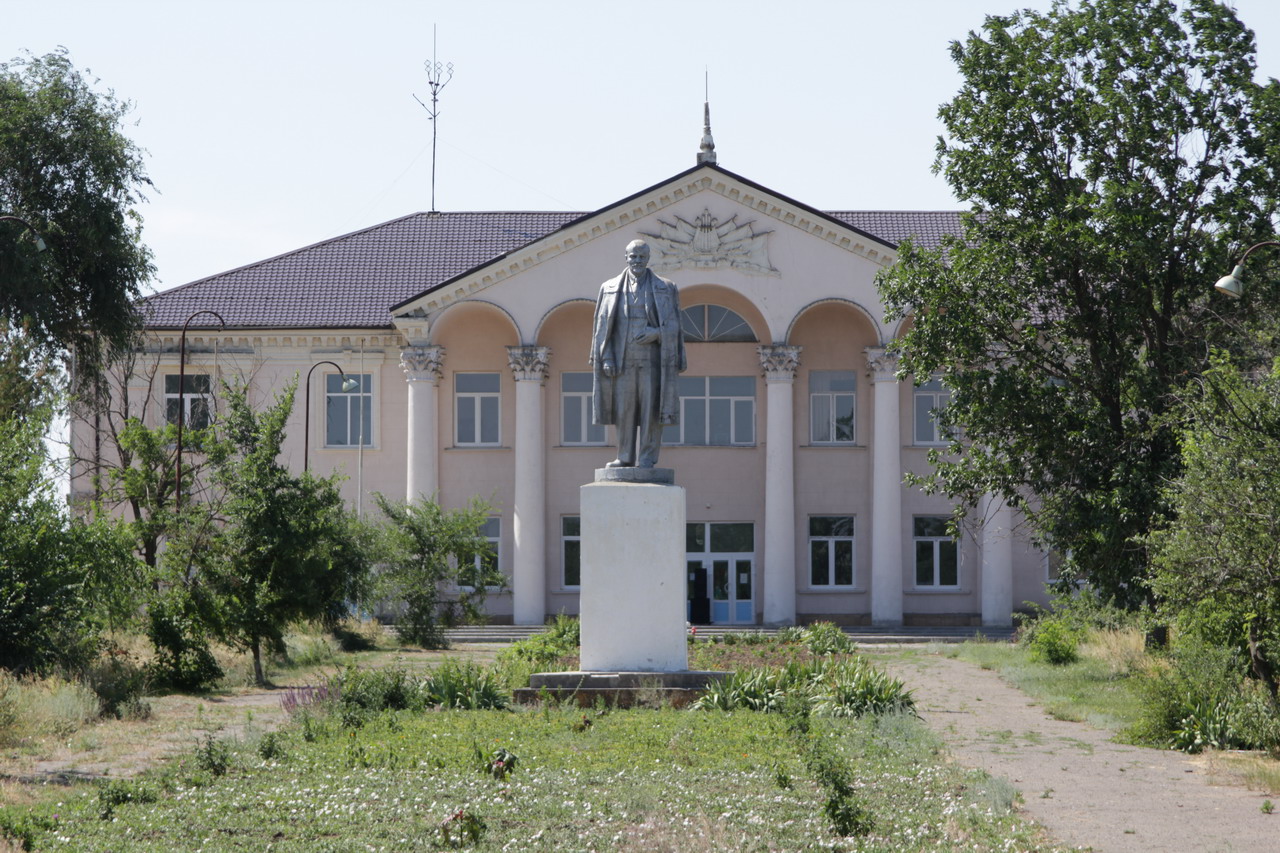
[390,164,899,329]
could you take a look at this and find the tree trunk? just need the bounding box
[1247,622,1278,703]
[251,636,264,686]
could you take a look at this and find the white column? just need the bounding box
[866,347,903,626]
[758,345,802,626]
[508,345,551,626]
[401,346,444,503]
[981,493,1014,627]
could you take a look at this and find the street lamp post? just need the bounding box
[0,215,47,252]
[1213,241,1280,298]
[175,310,226,507]
[304,361,357,471]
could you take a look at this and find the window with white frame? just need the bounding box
[562,516,581,588]
[913,377,952,445]
[809,516,855,587]
[809,371,856,444]
[455,373,500,446]
[662,376,756,446]
[325,373,373,447]
[459,517,501,589]
[164,374,213,429]
[913,516,958,587]
[1044,549,1069,582]
[561,373,606,445]
[680,305,758,342]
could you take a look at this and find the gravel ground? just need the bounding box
[878,652,1278,852]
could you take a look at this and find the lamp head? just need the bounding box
[1214,264,1246,299]
[341,377,359,392]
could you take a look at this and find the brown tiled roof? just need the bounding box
[142,211,582,330]
[141,206,963,332]
[828,211,963,250]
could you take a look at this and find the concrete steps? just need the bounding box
[436,624,1015,646]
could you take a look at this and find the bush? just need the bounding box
[1129,636,1280,752]
[332,662,510,715]
[425,660,509,710]
[97,779,158,820]
[82,651,150,719]
[1025,618,1082,665]
[694,658,913,717]
[145,592,223,692]
[335,666,419,712]
[801,622,856,656]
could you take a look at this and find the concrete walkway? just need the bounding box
[879,653,1278,852]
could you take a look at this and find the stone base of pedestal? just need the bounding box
[513,670,729,708]
[578,474,687,672]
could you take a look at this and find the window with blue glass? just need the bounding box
[662,376,755,446]
[325,373,373,447]
[455,373,501,446]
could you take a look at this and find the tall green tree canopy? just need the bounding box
[877,0,1280,603]
[0,49,153,388]
[1149,354,1280,696]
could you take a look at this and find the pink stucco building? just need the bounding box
[70,154,1055,627]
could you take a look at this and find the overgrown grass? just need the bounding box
[0,671,102,747]
[7,704,1068,851]
[952,629,1150,732]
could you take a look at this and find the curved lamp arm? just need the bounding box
[0,214,47,252]
[176,310,226,507]
[304,361,357,471]
[1213,240,1280,299]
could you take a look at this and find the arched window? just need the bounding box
[680,305,757,342]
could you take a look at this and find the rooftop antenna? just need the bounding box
[697,68,716,165]
[413,25,454,213]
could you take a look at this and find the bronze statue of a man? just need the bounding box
[590,239,687,468]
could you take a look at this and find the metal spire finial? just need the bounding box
[413,25,454,213]
[697,72,716,165]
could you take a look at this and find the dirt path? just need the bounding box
[877,652,1277,852]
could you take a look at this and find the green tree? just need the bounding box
[1149,354,1280,698]
[0,49,153,388]
[194,378,370,685]
[877,0,1280,603]
[0,407,142,674]
[374,493,498,649]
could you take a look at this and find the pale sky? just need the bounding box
[8,0,1280,293]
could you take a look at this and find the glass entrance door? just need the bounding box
[686,523,755,624]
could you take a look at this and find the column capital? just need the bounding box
[401,345,445,383]
[864,346,900,382]
[507,345,552,383]
[757,344,802,382]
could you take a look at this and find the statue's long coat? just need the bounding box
[589,269,686,426]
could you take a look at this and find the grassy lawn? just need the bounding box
[8,706,1068,852]
[950,634,1149,734]
[0,629,1074,852]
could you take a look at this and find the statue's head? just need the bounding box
[625,240,650,276]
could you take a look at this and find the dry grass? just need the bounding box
[0,671,100,747]
[0,632,506,797]
[1201,752,1280,795]
[1080,627,1149,676]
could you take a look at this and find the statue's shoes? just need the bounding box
[604,458,634,468]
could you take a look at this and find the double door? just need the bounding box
[686,522,754,624]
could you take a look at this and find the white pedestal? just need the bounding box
[579,475,688,672]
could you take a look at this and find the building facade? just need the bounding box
[71,160,1055,627]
